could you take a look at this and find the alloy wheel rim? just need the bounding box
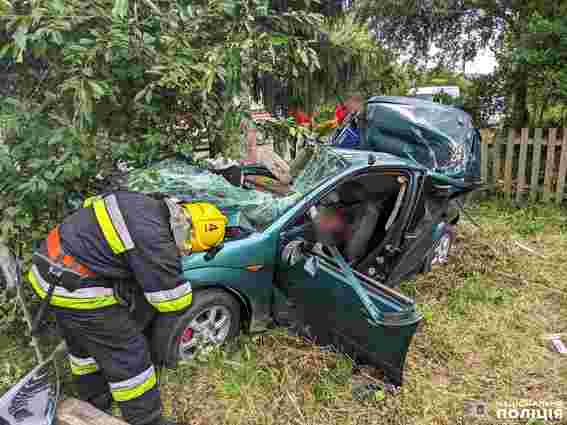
[178,305,232,360]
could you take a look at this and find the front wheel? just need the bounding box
[152,289,241,367]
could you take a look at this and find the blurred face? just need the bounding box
[317,207,345,234]
[345,96,362,113]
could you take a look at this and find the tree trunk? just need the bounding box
[510,64,529,127]
[538,100,546,126]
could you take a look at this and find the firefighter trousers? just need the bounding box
[54,303,162,425]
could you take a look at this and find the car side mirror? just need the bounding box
[0,243,20,295]
[281,239,307,267]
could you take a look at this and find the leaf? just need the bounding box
[79,38,95,46]
[38,180,48,193]
[112,0,128,19]
[373,389,385,402]
[13,26,28,50]
[222,0,237,16]
[0,43,11,58]
[15,48,23,63]
[51,0,65,14]
[271,34,289,46]
[88,81,105,98]
[51,31,63,45]
[0,0,12,14]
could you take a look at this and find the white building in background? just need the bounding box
[408,86,461,102]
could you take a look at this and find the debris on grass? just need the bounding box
[546,335,567,355]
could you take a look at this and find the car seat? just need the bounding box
[338,181,380,263]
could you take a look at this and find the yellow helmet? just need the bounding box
[182,202,228,253]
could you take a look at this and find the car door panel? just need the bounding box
[277,243,422,386]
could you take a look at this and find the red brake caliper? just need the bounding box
[180,327,193,343]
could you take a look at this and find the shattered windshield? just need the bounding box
[124,146,348,229]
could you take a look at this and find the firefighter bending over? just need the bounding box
[28,191,227,425]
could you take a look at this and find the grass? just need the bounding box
[2,199,566,425]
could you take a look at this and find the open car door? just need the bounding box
[276,229,422,386]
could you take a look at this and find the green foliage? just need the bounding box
[446,273,513,317]
[285,13,406,112]
[512,14,567,126]
[312,356,353,402]
[0,0,332,251]
[0,0,361,338]
[0,97,105,251]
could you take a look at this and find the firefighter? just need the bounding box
[27,191,227,425]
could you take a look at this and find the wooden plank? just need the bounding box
[503,129,516,199]
[556,128,567,205]
[480,137,489,187]
[516,128,529,203]
[57,398,128,425]
[492,130,502,186]
[482,131,563,146]
[530,128,543,202]
[543,128,557,203]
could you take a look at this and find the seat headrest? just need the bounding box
[338,181,368,204]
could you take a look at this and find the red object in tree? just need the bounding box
[290,109,312,126]
[335,103,348,124]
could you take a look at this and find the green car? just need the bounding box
[121,146,475,388]
[121,97,481,387]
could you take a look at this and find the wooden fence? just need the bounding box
[480,128,567,204]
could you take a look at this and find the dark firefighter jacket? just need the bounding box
[28,191,192,313]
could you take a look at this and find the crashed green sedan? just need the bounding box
[111,98,481,387]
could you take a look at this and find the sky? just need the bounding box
[465,48,497,75]
[399,45,498,76]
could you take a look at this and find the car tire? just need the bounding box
[422,225,456,273]
[151,289,241,367]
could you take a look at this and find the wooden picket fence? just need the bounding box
[480,128,567,204]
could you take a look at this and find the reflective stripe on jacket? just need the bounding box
[28,264,119,310]
[144,282,193,313]
[88,194,136,255]
[28,226,119,310]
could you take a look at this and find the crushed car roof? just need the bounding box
[331,148,426,170]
